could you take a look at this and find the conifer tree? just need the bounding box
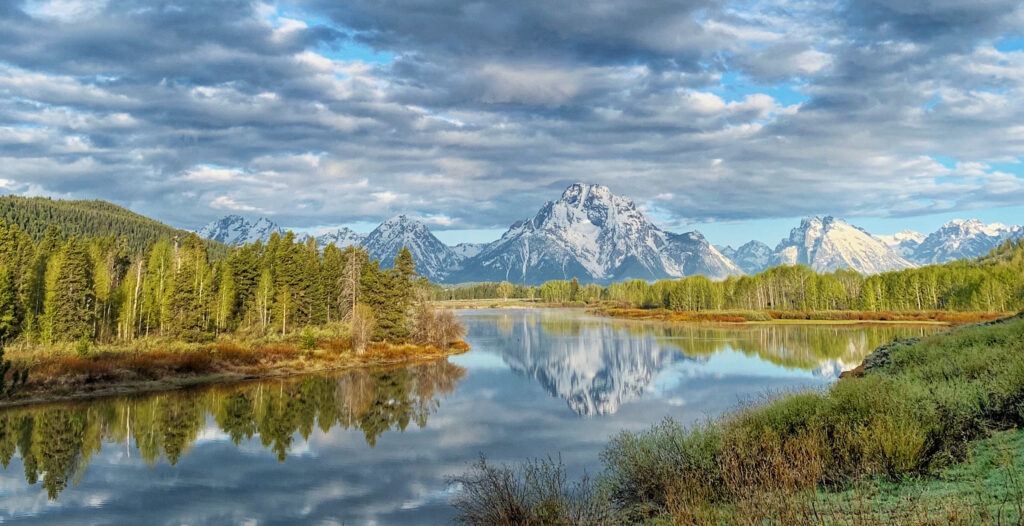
[43,238,95,342]
[214,260,236,334]
[321,244,343,323]
[0,268,18,342]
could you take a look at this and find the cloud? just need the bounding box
[210,195,267,213]
[0,0,1020,234]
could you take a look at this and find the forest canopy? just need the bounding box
[0,218,460,350]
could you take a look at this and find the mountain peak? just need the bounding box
[773,216,912,273]
[198,215,282,245]
[459,183,739,284]
[560,182,614,204]
[363,215,458,281]
[912,219,1021,264]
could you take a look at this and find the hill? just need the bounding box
[0,195,228,257]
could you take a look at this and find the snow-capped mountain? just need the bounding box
[482,310,688,416]
[198,189,1022,284]
[907,220,1023,264]
[454,183,740,285]
[451,242,487,259]
[362,215,463,282]
[726,240,774,274]
[315,227,363,249]
[771,216,913,274]
[875,230,926,258]
[197,215,283,245]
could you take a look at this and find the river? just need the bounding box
[0,309,941,524]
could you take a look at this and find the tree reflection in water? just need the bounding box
[0,360,465,499]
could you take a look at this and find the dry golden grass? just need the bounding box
[2,336,470,406]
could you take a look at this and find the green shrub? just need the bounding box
[450,455,615,525]
[300,326,317,351]
[75,334,91,357]
[600,418,723,519]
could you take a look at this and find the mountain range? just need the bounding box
[196,183,1024,284]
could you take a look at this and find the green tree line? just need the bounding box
[0,218,447,347]
[437,238,1024,312]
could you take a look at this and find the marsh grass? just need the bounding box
[2,327,469,405]
[453,314,1024,525]
[450,456,617,526]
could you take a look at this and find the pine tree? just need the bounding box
[0,268,17,342]
[321,244,343,323]
[214,261,236,334]
[43,238,95,342]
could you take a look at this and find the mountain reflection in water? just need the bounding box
[0,360,464,500]
[473,309,939,416]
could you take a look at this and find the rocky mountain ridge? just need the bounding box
[196,185,1023,283]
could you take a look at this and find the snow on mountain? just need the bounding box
[197,215,283,245]
[454,183,740,285]
[875,230,926,258]
[771,216,914,274]
[483,310,688,416]
[909,219,1024,264]
[729,240,774,274]
[315,227,363,249]
[362,215,462,282]
[451,242,487,259]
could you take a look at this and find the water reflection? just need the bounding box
[471,310,939,415]
[0,360,464,500]
[0,311,944,524]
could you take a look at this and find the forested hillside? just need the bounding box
[0,195,227,257]
[0,218,461,350]
[442,238,1024,313]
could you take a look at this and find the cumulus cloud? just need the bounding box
[0,0,1021,232]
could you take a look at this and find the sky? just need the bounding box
[1,0,1023,247]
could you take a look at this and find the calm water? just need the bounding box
[0,310,940,524]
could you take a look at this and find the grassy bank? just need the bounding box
[1,333,469,408]
[593,307,1009,325]
[451,313,1024,525]
[436,298,576,310]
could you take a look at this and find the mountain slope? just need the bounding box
[910,220,1023,264]
[455,183,739,284]
[197,215,283,246]
[362,215,462,282]
[315,227,363,249]
[771,216,913,274]
[728,240,774,274]
[0,195,227,256]
[451,242,486,259]
[875,230,926,258]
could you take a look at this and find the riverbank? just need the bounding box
[452,312,1024,525]
[435,298,571,309]
[592,306,1009,325]
[0,338,470,408]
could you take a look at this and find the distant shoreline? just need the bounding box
[437,300,1008,326]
